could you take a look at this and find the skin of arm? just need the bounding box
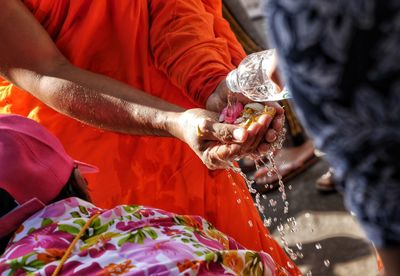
[0,0,184,137]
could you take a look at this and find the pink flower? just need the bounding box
[194,232,224,250]
[79,233,117,258]
[80,242,116,258]
[120,239,193,263]
[38,198,81,219]
[138,208,155,218]
[5,224,73,259]
[161,227,185,237]
[44,261,103,276]
[116,217,174,232]
[219,102,244,123]
[116,220,149,232]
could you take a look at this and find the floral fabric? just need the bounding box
[265,0,400,247]
[0,198,289,275]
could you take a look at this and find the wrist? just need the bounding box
[162,111,185,140]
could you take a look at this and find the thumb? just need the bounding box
[208,123,248,144]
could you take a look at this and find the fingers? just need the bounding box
[265,102,284,115]
[265,129,277,143]
[202,143,242,170]
[237,113,274,155]
[271,114,285,132]
[198,120,248,144]
[248,114,273,149]
[257,143,270,155]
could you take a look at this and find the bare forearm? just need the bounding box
[5,63,184,137]
[0,0,184,138]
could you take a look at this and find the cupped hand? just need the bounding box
[206,80,285,157]
[174,108,249,170]
[205,51,284,156]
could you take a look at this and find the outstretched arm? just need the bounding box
[0,0,258,169]
[0,0,185,137]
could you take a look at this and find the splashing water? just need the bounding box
[224,97,310,270]
[324,259,330,267]
[248,220,254,227]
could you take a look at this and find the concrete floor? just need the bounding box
[257,159,378,276]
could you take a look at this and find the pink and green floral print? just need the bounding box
[0,198,289,275]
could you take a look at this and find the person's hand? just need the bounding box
[174,108,249,169]
[205,53,284,157]
[206,80,285,157]
[240,104,285,156]
[205,51,283,113]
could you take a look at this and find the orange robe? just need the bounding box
[0,0,299,273]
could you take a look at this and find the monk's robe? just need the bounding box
[0,0,299,273]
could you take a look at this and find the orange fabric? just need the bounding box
[0,0,299,274]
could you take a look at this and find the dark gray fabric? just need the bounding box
[265,0,400,248]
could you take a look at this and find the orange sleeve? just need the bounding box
[149,0,245,107]
[200,0,247,66]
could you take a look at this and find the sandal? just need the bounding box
[245,140,319,193]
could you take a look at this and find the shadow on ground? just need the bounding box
[257,160,378,276]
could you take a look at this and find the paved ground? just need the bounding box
[257,159,378,276]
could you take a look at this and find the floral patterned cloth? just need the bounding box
[0,198,290,275]
[265,0,400,247]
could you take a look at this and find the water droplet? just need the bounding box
[315,243,322,250]
[287,261,294,269]
[269,246,274,251]
[273,217,277,222]
[288,185,292,190]
[324,259,330,267]
[269,199,277,207]
[248,220,253,227]
[236,199,241,204]
[297,252,304,258]
[262,194,267,199]
[306,271,312,276]
[296,242,302,250]
[263,218,272,227]
[305,212,311,218]
[277,224,284,232]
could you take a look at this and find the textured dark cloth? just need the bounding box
[265,0,400,248]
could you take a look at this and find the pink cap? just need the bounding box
[0,114,98,238]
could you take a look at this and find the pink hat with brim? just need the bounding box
[0,114,98,238]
